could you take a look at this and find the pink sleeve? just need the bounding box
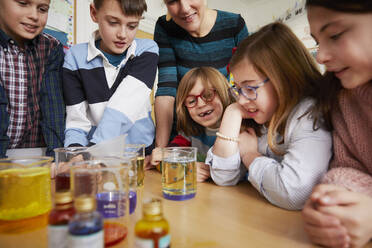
[322,128,372,196]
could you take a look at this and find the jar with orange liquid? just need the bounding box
[0,157,53,221]
[135,198,170,248]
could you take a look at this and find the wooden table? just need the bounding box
[1,170,371,248]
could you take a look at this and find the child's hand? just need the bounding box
[196,162,210,182]
[51,154,85,179]
[147,147,162,170]
[239,128,260,168]
[316,188,372,248]
[226,102,252,119]
[302,184,350,248]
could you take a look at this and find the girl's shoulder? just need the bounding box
[290,98,316,120]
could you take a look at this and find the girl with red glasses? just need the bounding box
[149,67,233,182]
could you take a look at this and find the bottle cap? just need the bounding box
[143,198,162,216]
[55,191,73,204]
[74,195,96,212]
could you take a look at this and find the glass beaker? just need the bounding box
[0,157,53,220]
[123,151,138,215]
[124,144,145,187]
[161,147,197,201]
[70,158,130,247]
[54,147,91,192]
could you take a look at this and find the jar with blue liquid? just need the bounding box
[68,195,103,248]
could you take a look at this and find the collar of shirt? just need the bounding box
[87,30,136,66]
[0,28,38,50]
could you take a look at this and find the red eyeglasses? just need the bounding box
[184,89,216,108]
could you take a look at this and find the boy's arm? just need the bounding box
[62,47,92,147]
[154,18,178,147]
[91,40,159,145]
[0,85,9,158]
[39,43,65,156]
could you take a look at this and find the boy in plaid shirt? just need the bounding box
[0,0,65,158]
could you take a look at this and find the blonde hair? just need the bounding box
[230,22,322,155]
[176,67,234,136]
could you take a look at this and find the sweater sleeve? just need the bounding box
[154,17,178,98]
[248,105,332,210]
[206,147,247,186]
[62,47,92,147]
[322,129,372,197]
[234,14,249,45]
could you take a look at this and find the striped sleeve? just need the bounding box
[235,14,249,45]
[154,16,178,98]
[62,45,92,147]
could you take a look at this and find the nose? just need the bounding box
[238,94,251,105]
[196,96,207,107]
[117,25,127,40]
[27,7,39,21]
[179,0,191,13]
[316,45,331,65]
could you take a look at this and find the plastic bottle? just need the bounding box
[68,195,104,248]
[135,198,170,248]
[48,191,75,248]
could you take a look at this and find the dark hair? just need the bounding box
[305,0,372,13]
[93,0,147,16]
[305,0,372,130]
[229,22,323,155]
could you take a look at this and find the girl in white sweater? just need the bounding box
[207,22,332,210]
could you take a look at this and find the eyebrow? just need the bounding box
[237,79,259,86]
[320,20,343,33]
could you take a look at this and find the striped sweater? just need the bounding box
[63,31,159,147]
[154,10,249,98]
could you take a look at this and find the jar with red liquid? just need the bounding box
[48,191,75,248]
[54,147,91,192]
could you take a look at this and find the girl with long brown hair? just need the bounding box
[302,1,372,247]
[209,22,332,210]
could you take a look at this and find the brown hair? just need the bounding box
[176,67,234,137]
[93,0,147,16]
[229,22,323,155]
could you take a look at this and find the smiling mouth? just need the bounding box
[247,108,257,113]
[182,13,196,22]
[23,23,38,30]
[198,110,213,117]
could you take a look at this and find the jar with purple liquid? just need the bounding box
[70,158,130,247]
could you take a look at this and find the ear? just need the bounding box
[90,3,98,23]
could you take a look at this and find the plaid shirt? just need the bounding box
[0,29,65,158]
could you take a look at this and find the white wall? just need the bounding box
[76,0,313,47]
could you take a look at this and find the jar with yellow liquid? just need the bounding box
[0,157,53,220]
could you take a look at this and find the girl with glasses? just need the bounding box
[208,22,332,210]
[150,67,234,182]
[302,1,372,247]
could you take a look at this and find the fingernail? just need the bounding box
[320,196,331,204]
[345,235,350,243]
